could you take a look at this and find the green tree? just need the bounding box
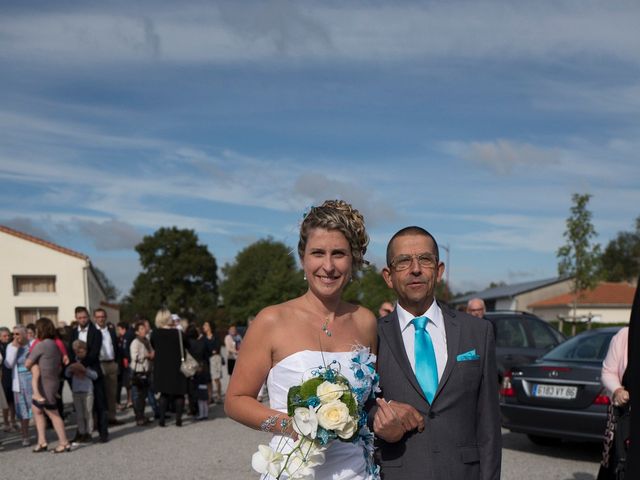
[557,193,601,329]
[600,216,640,282]
[343,264,396,312]
[93,265,120,301]
[220,238,305,324]
[126,227,218,321]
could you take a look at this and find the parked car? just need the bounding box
[484,311,566,383]
[500,326,621,444]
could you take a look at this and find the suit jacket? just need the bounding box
[71,322,103,377]
[374,302,501,480]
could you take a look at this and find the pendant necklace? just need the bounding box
[321,316,332,337]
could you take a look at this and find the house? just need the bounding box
[452,276,574,312]
[529,282,635,324]
[0,225,119,328]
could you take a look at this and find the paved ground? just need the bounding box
[1,410,602,480]
[1,368,602,480]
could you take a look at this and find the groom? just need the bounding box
[372,226,501,480]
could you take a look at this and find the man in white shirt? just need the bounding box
[71,306,110,442]
[94,308,121,425]
[373,226,501,480]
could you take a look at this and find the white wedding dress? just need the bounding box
[263,349,379,480]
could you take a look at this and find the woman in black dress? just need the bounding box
[150,309,188,427]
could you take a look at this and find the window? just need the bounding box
[16,308,59,326]
[527,319,559,350]
[13,276,56,294]
[495,318,529,348]
[543,331,616,362]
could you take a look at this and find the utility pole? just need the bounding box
[441,243,450,299]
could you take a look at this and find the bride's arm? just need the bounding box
[224,308,295,436]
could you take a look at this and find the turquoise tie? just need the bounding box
[412,316,438,403]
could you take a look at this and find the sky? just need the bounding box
[1,0,639,299]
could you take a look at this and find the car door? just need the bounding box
[493,317,535,376]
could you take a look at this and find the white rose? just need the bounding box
[336,417,357,439]
[316,400,351,431]
[251,445,284,477]
[293,407,318,439]
[316,381,348,404]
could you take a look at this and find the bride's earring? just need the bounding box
[303,273,307,281]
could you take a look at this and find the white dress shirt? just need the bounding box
[77,325,89,343]
[98,326,115,361]
[397,301,448,381]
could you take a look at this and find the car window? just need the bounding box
[527,319,559,350]
[543,331,616,361]
[494,318,529,348]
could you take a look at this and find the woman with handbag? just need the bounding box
[150,309,188,427]
[130,321,154,426]
[597,326,631,480]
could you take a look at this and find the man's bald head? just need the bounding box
[466,298,486,318]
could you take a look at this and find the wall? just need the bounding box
[0,231,90,327]
[515,278,574,312]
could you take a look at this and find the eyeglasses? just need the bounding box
[390,253,439,272]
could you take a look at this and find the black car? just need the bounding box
[485,311,566,383]
[500,327,621,444]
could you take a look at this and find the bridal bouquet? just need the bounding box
[252,354,376,480]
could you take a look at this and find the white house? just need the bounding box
[528,282,635,324]
[0,225,119,328]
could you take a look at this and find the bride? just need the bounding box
[225,200,379,479]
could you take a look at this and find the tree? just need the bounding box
[557,193,601,330]
[600,216,640,282]
[126,227,218,321]
[343,264,396,312]
[93,265,120,301]
[220,238,305,324]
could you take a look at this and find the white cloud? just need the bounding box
[75,218,142,251]
[1,217,53,241]
[442,139,561,174]
[2,2,639,65]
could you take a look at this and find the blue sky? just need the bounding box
[1,0,639,298]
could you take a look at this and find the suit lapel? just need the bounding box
[380,311,427,402]
[433,304,460,402]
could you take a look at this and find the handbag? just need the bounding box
[131,371,149,388]
[178,329,198,378]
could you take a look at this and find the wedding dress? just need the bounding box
[262,348,379,480]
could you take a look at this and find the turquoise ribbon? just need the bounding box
[412,316,438,403]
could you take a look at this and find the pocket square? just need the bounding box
[456,349,480,361]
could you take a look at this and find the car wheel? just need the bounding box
[527,434,561,446]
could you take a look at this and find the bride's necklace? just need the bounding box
[321,316,332,337]
[306,295,335,337]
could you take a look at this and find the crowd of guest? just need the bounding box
[0,306,239,452]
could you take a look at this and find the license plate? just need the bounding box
[533,384,578,399]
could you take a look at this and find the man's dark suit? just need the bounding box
[71,322,109,440]
[375,302,501,480]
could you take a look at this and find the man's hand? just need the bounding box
[613,387,629,407]
[373,398,424,443]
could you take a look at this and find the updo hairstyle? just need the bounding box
[298,200,369,270]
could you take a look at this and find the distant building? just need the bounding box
[452,276,573,312]
[529,282,636,324]
[0,225,119,328]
